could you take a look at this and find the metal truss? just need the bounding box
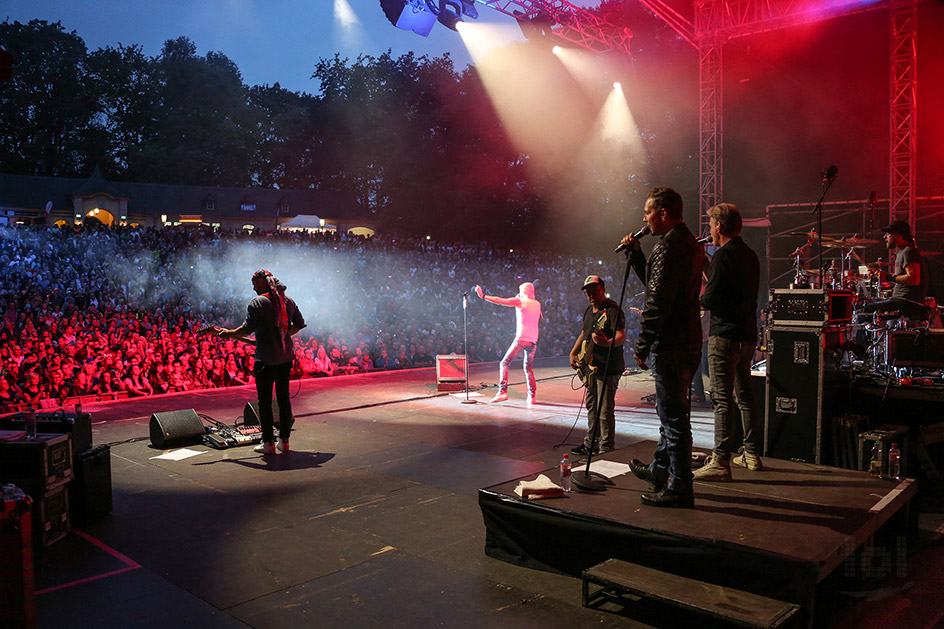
[636,0,920,233]
[480,0,633,57]
[889,0,917,225]
[473,0,919,232]
[698,38,723,235]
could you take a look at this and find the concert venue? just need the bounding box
[2,1,944,627]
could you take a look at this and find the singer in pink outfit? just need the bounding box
[475,282,542,404]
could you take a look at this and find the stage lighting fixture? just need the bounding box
[613,82,622,90]
[552,45,562,55]
[379,0,436,36]
[378,0,478,37]
[437,1,463,31]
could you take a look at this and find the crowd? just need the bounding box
[0,224,644,413]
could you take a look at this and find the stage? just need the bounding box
[15,358,944,628]
[480,442,916,624]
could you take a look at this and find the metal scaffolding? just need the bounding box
[889,0,917,226]
[481,0,920,233]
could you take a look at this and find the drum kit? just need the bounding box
[787,230,886,297]
[786,230,942,380]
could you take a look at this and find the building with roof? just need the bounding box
[0,168,377,235]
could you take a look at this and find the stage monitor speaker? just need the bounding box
[765,326,851,464]
[243,401,288,430]
[149,409,205,449]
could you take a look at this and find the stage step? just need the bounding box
[582,558,799,628]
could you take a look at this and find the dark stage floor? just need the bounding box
[24,358,944,628]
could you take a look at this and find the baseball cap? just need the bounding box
[581,275,604,290]
[881,220,912,239]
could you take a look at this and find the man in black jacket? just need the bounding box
[621,187,703,508]
[693,203,762,481]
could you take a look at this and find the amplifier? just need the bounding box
[768,289,853,326]
[886,329,944,368]
[69,445,113,527]
[0,411,92,453]
[0,432,74,492]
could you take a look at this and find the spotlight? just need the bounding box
[437,7,462,31]
[613,81,622,90]
[552,45,562,55]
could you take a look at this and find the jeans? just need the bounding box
[707,336,760,458]
[498,340,536,398]
[254,361,293,443]
[584,373,620,451]
[650,350,701,492]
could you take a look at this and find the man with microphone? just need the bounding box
[692,203,762,481]
[620,187,703,508]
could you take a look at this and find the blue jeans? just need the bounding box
[649,350,701,492]
[498,340,536,398]
[254,361,293,443]
[708,336,760,458]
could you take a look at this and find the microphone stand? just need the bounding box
[572,251,636,492]
[812,173,837,288]
[460,292,477,404]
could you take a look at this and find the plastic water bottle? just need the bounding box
[25,407,37,439]
[887,443,901,480]
[560,453,572,492]
[869,441,883,478]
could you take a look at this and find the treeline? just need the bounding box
[0,19,548,241]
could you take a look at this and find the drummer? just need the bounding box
[861,220,928,320]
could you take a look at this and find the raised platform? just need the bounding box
[480,441,917,623]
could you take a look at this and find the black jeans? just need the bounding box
[254,361,293,443]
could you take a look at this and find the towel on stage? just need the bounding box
[514,474,564,500]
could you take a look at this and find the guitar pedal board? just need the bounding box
[203,424,263,449]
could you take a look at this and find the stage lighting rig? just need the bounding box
[379,0,480,36]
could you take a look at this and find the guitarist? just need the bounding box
[568,275,625,456]
[217,270,306,455]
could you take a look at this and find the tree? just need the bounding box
[0,19,97,177]
[136,37,263,186]
[84,43,160,179]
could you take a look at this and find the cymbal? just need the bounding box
[788,231,835,241]
[822,241,866,249]
[920,250,941,256]
[839,237,879,246]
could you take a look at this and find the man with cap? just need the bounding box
[568,275,625,455]
[475,282,543,404]
[862,220,928,320]
[218,270,306,455]
[619,187,703,508]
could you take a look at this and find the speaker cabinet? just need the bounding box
[69,445,113,527]
[243,401,289,431]
[149,409,205,449]
[765,326,851,464]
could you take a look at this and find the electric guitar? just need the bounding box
[576,311,609,387]
[197,325,256,346]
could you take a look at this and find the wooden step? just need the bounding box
[582,558,799,628]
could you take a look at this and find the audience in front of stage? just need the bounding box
[0,224,644,412]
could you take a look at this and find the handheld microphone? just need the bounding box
[821,165,838,181]
[697,235,712,245]
[615,225,650,253]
